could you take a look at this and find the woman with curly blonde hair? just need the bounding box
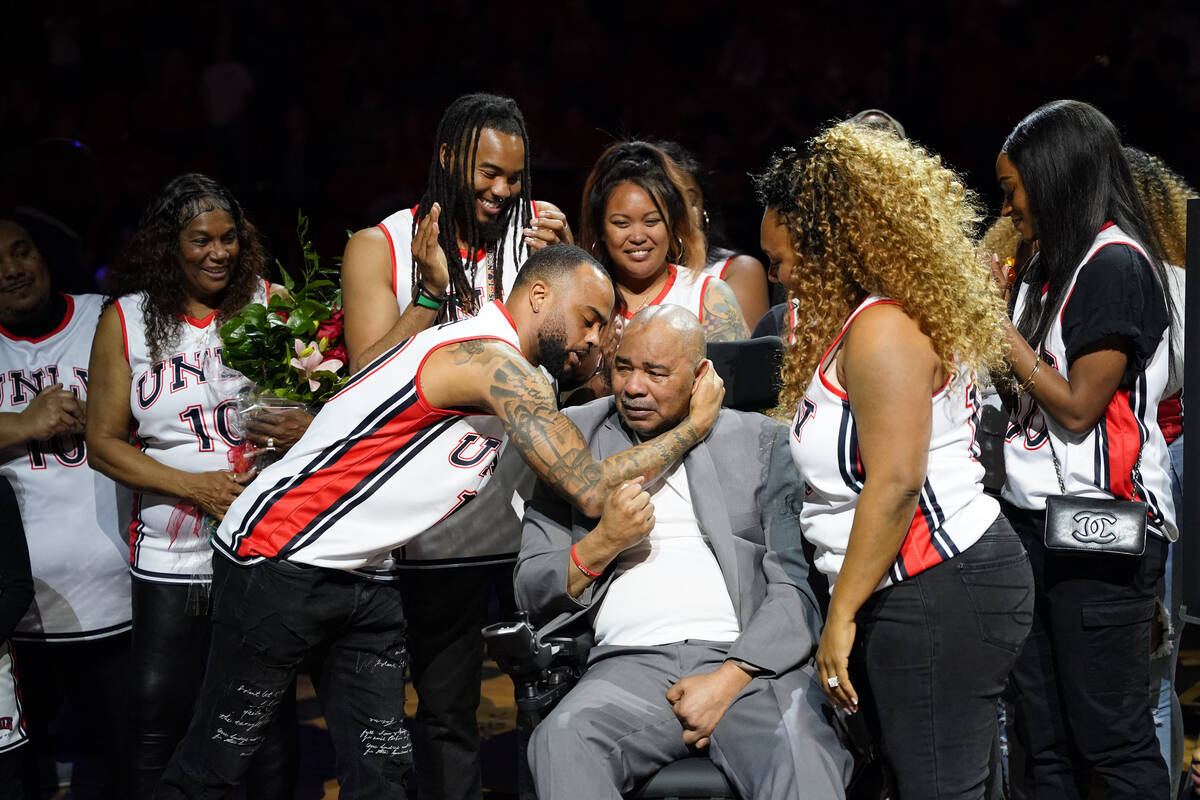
[754,121,1032,799]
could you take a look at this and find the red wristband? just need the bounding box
[571,543,602,579]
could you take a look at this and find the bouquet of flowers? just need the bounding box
[213,212,347,471]
[220,212,347,404]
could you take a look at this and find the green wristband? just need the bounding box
[414,292,441,310]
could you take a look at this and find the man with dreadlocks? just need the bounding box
[340,93,573,800]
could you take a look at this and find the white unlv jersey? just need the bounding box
[1002,225,1177,539]
[0,642,26,753]
[378,200,534,321]
[790,296,998,590]
[0,293,131,641]
[115,283,268,583]
[623,265,713,323]
[215,301,521,575]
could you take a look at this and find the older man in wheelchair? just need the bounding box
[494,307,852,800]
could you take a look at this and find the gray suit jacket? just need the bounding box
[514,398,822,677]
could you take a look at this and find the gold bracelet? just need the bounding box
[1014,356,1041,394]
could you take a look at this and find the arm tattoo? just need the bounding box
[452,339,488,365]
[702,281,750,342]
[484,352,699,512]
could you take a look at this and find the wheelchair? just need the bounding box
[484,612,739,800]
[484,336,891,799]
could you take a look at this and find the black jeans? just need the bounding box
[130,577,296,799]
[1002,501,1168,799]
[13,634,130,799]
[398,562,515,800]
[852,517,1034,799]
[0,747,25,800]
[156,557,411,800]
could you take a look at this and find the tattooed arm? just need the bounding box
[701,278,750,342]
[419,338,724,517]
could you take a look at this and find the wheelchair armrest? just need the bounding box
[483,616,596,717]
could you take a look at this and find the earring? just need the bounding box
[702,210,711,231]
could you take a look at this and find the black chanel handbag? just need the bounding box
[1043,439,1147,557]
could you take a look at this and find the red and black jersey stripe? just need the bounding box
[220,378,455,561]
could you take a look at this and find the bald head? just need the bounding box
[613,306,707,438]
[624,305,705,370]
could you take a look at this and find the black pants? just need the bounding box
[157,557,411,800]
[1002,501,1168,799]
[0,747,25,800]
[852,518,1034,799]
[130,576,296,799]
[13,634,131,799]
[398,562,514,800]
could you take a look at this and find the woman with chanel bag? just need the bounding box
[994,100,1178,799]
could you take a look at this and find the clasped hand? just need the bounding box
[666,662,752,749]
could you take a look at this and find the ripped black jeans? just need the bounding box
[156,556,411,800]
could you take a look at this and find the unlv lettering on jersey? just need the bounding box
[136,347,221,409]
[7,369,47,405]
[448,433,502,469]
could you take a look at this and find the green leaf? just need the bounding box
[277,261,295,293]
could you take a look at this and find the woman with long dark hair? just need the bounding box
[578,141,749,342]
[760,122,1032,799]
[996,100,1177,799]
[86,174,296,797]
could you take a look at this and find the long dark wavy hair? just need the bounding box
[415,93,532,314]
[578,141,706,279]
[1002,100,1173,347]
[106,173,267,360]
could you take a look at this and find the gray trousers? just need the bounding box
[528,641,851,800]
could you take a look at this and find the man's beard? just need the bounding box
[537,316,576,388]
[457,195,514,245]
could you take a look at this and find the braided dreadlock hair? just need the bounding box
[415,93,533,315]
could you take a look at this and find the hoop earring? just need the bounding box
[673,236,685,264]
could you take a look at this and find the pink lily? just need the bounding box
[290,339,344,390]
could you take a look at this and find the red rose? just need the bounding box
[315,308,344,342]
[324,343,348,365]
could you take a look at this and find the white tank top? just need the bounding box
[789,295,999,590]
[378,200,534,321]
[116,282,269,583]
[0,293,132,640]
[702,254,733,280]
[622,264,712,323]
[1002,224,1177,540]
[215,301,522,576]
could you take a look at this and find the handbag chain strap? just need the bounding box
[1044,421,1143,497]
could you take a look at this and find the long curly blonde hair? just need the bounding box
[978,216,1023,264]
[1124,147,1196,268]
[754,122,1009,411]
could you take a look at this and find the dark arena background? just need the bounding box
[3,0,1197,797]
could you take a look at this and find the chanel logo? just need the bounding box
[1071,511,1119,544]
